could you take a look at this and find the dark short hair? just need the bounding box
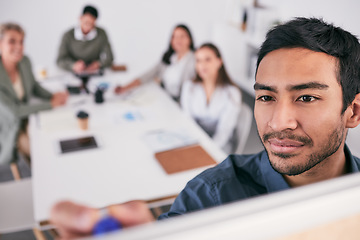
[83,5,98,19]
[162,24,195,65]
[194,43,235,87]
[256,17,360,113]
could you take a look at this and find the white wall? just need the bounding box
[0,0,227,75]
[1,0,360,76]
[261,0,360,36]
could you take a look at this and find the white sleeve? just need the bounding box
[138,61,165,84]
[181,53,196,83]
[180,80,193,115]
[212,86,242,149]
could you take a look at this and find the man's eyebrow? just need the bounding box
[287,82,329,91]
[253,83,278,92]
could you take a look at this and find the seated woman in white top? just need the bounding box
[181,43,241,153]
[115,24,196,100]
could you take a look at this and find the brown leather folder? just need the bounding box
[155,144,217,174]
[111,64,127,71]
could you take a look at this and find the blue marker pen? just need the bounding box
[92,208,122,236]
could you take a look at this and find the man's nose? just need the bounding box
[268,101,298,132]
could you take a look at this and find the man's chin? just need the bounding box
[269,163,304,176]
[271,151,298,159]
[268,152,306,176]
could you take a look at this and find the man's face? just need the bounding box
[80,13,96,35]
[254,48,348,176]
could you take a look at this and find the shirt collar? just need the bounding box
[344,144,360,173]
[170,51,192,64]
[260,151,290,193]
[260,144,360,193]
[74,26,97,41]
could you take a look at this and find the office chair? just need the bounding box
[0,159,47,239]
[0,179,34,234]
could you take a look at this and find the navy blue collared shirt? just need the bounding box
[159,145,360,219]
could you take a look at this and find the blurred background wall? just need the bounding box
[0,0,359,75]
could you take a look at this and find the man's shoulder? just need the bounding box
[65,28,75,34]
[62,28,75,39]
[353,155,360,168]
[95,27,107,36]
[194,151,267,186]
[166,151,269,214]
[345,144,360,172]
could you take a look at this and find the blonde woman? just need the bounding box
[0,23,67,164]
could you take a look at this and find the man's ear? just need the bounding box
[346,93,360,128]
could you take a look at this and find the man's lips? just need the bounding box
[267,138,305,154]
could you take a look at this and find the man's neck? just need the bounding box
[283,144,347,188]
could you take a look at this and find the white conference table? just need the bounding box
[29,71,227,223]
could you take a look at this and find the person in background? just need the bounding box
[50,18,360,238]
[181,43,241,153]
[57,5,114,74]
[0,23,67,165]
[115,24,195,101]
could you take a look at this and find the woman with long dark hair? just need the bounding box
[115,24,195,100]
[181,43,241,153]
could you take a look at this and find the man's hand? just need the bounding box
[50,201,98,239]
[72,60,86,74]
[50,200,154,239]
[85,61,101,73]
[51,92,68,108]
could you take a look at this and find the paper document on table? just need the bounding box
[37,109,77,133]
[111,110,144,124]
[143,129,198,153]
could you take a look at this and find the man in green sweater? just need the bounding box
[56,5,114,74]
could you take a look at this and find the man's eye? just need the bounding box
[297,95,317,102]
[257,95,273,102]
